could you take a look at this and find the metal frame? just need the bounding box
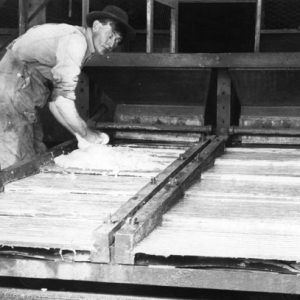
[1,257,300,295]
[216,69,231,135]
[114,137,225,264]
[93,122,212,133]
[86,52,300,68]
[92,137,215,262]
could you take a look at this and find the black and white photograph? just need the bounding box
[0,0,300,299]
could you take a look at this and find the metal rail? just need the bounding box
[1,257,300,295]
[86,52,300,69]
[230,126,300,137]
[93,122,212,134]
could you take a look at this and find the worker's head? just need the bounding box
[86,5,135,54]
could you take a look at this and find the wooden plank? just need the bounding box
[0,140,76,191]
[0,145,182,251]
[134,145,300,261]
[114,138,225,264]
[216,69,231,135]
[1,258,300,294]
[146,0,154,53]
[91,138,213,262]
[254,0,262,52]
[87,52,300,69]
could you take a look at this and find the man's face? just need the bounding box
[92,20,122,55]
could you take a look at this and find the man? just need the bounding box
[0,5,135,168]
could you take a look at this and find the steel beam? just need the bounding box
[0,257,300,294]
[86,52,300,69]
[82,0,89,27]
[156,0,255,5]
[254,0,262,52]
[170,2,178,53]
[92,122,212,133]
[230,127,300,137]
[147,0,154,53]
[216,69,231,135]
[18,0,28,35]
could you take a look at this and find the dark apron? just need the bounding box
[0,49,50,169]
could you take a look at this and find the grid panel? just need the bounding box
[263,0,300,29]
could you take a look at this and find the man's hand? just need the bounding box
[85,129,110,145]
[75,130,109,150]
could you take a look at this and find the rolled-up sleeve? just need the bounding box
[51,32,87,101]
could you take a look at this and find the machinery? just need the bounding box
[1,0,300,298]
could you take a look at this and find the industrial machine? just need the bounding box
[1,0,300,299]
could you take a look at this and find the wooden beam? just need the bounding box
[86,52,300,69]
[147,0,154,53]
[1,257,300,294]
[91,138,213,262]
[170,2,179,53]
[0,140,76,191]
[18,0,28,35]
[114,137,225,264]
[254,0,263,52]
[82,0,89,27]
[216,69,231,135]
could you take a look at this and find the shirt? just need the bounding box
[10,23,95,101]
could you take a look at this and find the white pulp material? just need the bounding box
[54,144,168,175]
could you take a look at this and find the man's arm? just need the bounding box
[50,33,109,145]
[49,96,108,144]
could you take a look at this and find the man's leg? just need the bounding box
[0,103,35,169]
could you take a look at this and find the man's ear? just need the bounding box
[92,20,102,32]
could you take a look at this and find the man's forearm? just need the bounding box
[49,96,88,137]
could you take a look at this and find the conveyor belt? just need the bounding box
[0,145,185,252]
[134,147,300,261]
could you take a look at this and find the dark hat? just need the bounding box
[86,5,135,40]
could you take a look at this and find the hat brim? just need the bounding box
[86,11,135,40]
